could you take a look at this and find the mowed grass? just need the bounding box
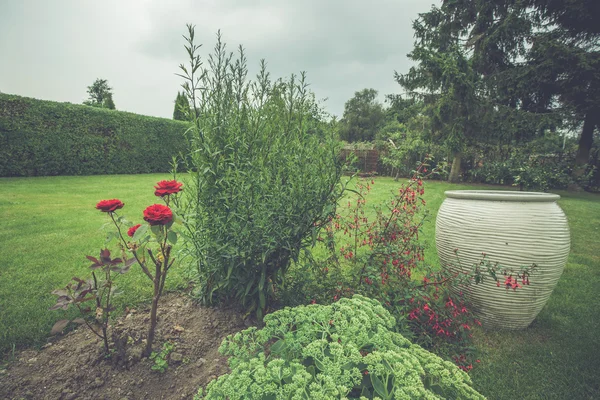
[0,174,188,358]
[1,174,599,399]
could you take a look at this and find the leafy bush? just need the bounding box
[377,121,430,178]
[176,25,343,319]
[467,153,572,191]
[195,295,484,399]
[0,93,188,176]
[511,153,572,191]
[466,131,575,191]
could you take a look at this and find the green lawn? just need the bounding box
[1,174,599,399]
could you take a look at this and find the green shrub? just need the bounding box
[195,295,485,399]
[176,26,343,319]
[0,93,188,176]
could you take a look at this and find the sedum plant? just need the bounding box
[195,295,485,399]
[176,24,343,319]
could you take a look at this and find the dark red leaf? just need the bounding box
[86,255,101,264]
[74,295,96,303]
[100,249,111,263]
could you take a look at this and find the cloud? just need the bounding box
[0,0,434,119]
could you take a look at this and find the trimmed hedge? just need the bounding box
[0,94,189,176]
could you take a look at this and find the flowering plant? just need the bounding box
[282,159,536,371]
[51,180,183,357]
[195,295,484,399]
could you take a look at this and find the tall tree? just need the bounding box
[396,8,489,182]
[338,88,385,142]
[173,91,190,120]
[84,78,116,110]
[440,0,600,178]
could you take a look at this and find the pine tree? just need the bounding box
[173,91,190,121]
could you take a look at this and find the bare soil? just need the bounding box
[0,293,249,400]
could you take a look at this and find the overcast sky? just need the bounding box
[0,0,435,119]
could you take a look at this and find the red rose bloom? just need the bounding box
[127,224,142,237]
[96,199,124,213]
[154,180,183,197]
[143,204,173,226]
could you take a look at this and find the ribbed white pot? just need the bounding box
[436,190,570,330]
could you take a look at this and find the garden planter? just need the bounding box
[436,190,570,330]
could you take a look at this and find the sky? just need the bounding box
[0,0,435,120]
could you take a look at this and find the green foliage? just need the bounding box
[176,25,343,320]
[103,93,116,110]
[195,295,484,399]
[84,78,116,110]
[339,88,386,142]
[173,91,190,121]
[466,131,575,191]
[150,341,175,372]
[0,93,188,176]
[377,121,431,178]
[511,154,572,191]
[439,0,600,173]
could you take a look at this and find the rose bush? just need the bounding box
[51,180,183,357]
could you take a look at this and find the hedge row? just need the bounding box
[0,94,189,176]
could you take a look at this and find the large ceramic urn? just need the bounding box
[436,190,570,330]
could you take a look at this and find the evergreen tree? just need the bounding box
[440,0,600,178]
[173,91,190,121]
[396,8,488,182]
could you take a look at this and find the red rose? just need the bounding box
[96,199,124,213]
[143,204,173,226]
[127,224,142,237]
[154,180,183,197]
